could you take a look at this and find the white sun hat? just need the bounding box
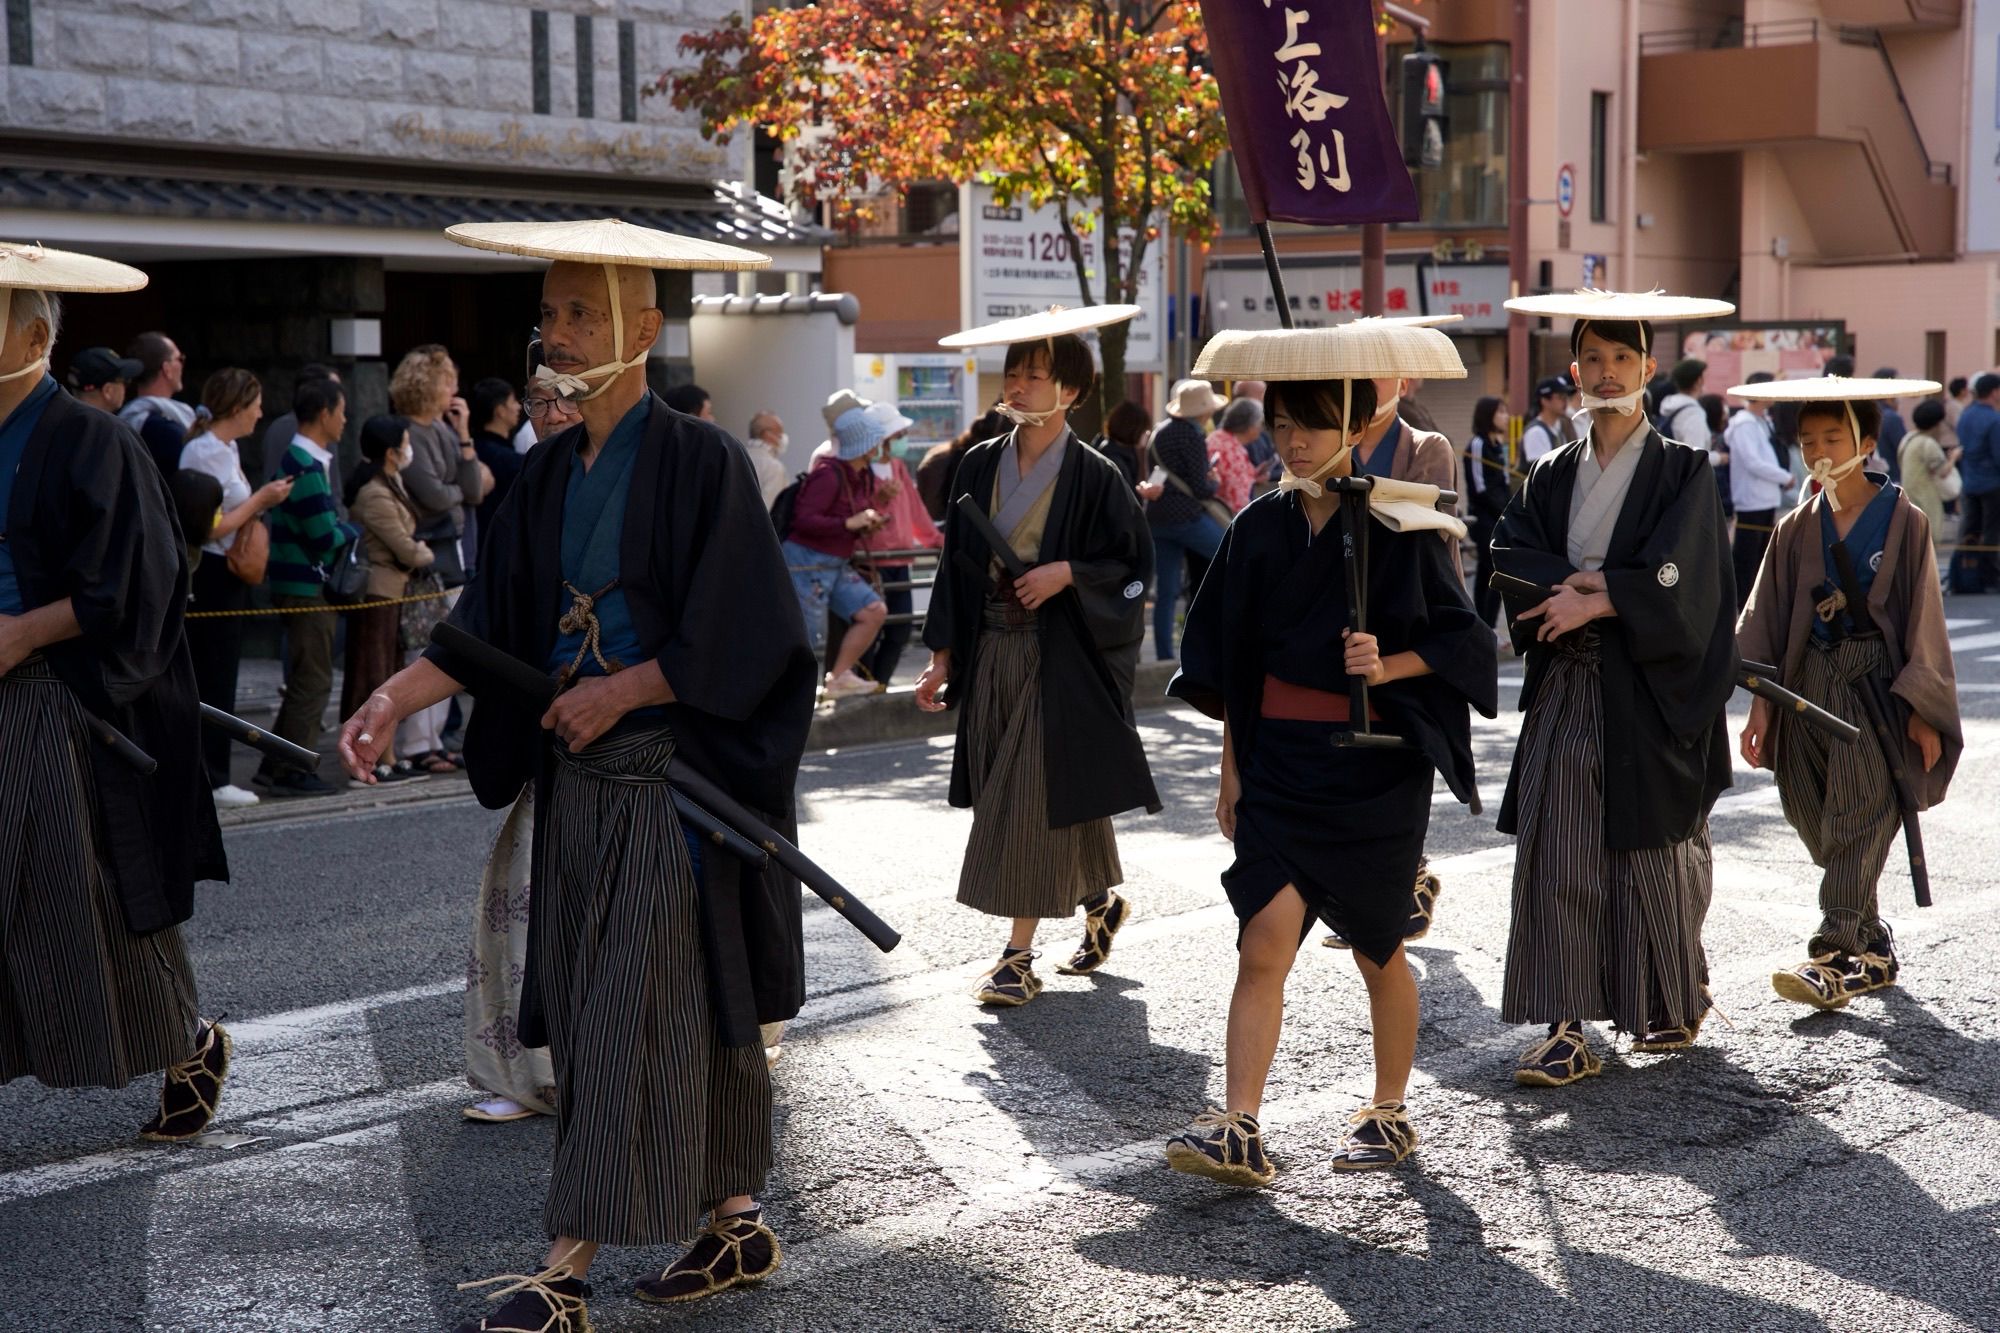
[1192,319,1468,382]
[0,241,150,387]
[939,304,1142,349]
[445,219,770,403]
[1502,288,1736,322]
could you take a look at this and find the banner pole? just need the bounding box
[1255,221,1295,330]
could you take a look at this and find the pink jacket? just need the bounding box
[860,456,942,556]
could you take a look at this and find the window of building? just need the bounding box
[531,12,550,115]
[575,15,595,118]
[1589,92,1611,222]
[1925,330,1946,389]
[7,0,32,66]
[618,20,638,123]
[1389,42,1510,230]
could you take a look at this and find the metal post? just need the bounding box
[1508,0,1533,425]
[1175,229,1192,378]
[1362,223,1387,315]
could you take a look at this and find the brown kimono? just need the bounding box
[1737,489,1962,954]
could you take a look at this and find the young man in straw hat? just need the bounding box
[0,242,232,1141]
[1734,377,1960,1012]
[339,220,818,1330]
[916,305,1160,1004]
[1490,291,1738,1088]
[1164,321,1495,1185]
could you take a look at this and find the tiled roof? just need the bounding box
[0,165,824,248]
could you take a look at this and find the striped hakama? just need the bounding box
[465,790,556,1114]
[955,599,1122,920]
[1775,638,1899,957]
[1500,641,1712,1034]
[0,657,197,1088]
[536,725,770,1246]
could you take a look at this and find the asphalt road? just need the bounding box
[7,601,2000,1332]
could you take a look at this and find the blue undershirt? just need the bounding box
[1358,417,1402,479]
[0,375,62,615]
[548,396,652,702]
[1814,481,1899,643]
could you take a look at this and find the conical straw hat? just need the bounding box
[940,304,1142,349]
[1725,375,1939,402]
[0,241,147,293]
[1194,320,1466,382]
[445,219,770,271]
[1502,288,1734,321]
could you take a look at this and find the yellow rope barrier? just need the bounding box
[184,588,451,619]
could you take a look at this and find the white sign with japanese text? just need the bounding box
[959,182,1166,372]
[1422,263,1510,331]
[1203,260,1425,331]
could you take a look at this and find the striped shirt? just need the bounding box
[268,436,359,597]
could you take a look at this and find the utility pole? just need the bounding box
[1508,0,1532,423]
[1363,18,1389,316]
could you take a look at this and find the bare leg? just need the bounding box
[541,1236,598,1276]
[828,602,887,679]
[1352,943,1419,1104]
[1008,917,1037,951]
[716,1193,756,1217]
[1224,885,1310,1115]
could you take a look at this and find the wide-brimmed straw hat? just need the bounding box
[1167,379,1227,420]
[1502,288,1735,322]
[1723,375,1940,402]
[1193,319,1467,382]
[939,304,1141,349]
[444,219,770,271]
[0,241,148,293]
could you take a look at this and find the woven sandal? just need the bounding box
[1164,1108,1276,1188]
[1631,986,1722,1053]
[139,1019,232,1142]
[634,1210,782,1305]
[1774,937,1899,1010]
[1057,890,1132,975]
[1330,1101,1420,1171]
[973,949,1043,1007]
[454,1248,592,1333]
[1514,1022,1603,1088]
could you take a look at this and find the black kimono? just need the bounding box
[1489,425,1734,1033]
[925,433,1161,827]
[1169,490,1497,965]
[427,394,819,1051]
[3,387,223,1090]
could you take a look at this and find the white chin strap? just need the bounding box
[995,401,1061,428]
[536,262,650,402]
[0,289,48,385]
[1276,379,1356,500]
[1368,396,1399,429]
[1806,404,1871,511]
[1577,388,1645,417]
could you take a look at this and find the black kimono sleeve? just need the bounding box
[1600,460,1736,744]
[1064,461,1153,656]
[61,426,187,707]
[1489,455,1579,653]
[1409,526,1501,721]
[1166,517,1239,721]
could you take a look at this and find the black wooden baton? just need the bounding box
[430,621,900,951]
[954,493,1030,580]
[200,703,321,772]
[1829,543,1932,908]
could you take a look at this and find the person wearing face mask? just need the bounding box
[1489,290,1739,1090]
[851,401,942,686]
[1733,377,1959,1015]
[341,220,816,1330]
[342,414,434,783]
[744,409,791,508]
[916,305,1159,1005]
[1162,323,1495,1189]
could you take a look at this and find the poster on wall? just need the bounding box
[1971,0,2000,253]
[1679,323,1847,389]
[959,183,1165,372]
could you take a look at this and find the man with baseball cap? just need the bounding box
[1522,375,1573,466]
[62,346,142,416]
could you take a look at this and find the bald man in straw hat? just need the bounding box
[1490,290,1739,1088]
[0,242,232,1141]
[338,220,818,1330]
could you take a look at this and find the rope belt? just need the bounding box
[556,578,625,683]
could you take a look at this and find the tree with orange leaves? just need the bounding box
[663,1,1228,415]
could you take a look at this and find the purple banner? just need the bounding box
[1198,0,1418,226]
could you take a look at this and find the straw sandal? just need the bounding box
[633,1209,781,1305]
[1329,1101,1419,1171]
[1773,934,1899,1011]
[455,1249,591,1333]
[1165,1108,1276,1188]
[1514,1022,1603,1088]
[1631,987,1723,1052]
[1057,890,1131,975]
[139,1018,232,1142]
[973,948,1043,1007]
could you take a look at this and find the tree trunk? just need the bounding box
[1096,317,1129,428]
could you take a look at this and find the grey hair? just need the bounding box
[1219,396,1264,436]
[4,288,61,356]
[747,410,780,440]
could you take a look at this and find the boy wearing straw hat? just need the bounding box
[1733,376,1960,1011]
[915,305,1160,1001]
[1162,320,1495,1184]
[339,220,818,1329]
[1491,291,1739,1087]
[0,243,232,1141]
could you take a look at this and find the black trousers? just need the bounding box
[861,562,914,685]
[1951,489,1999,594]
[185,556,250,788]
[1732,508,1775,611]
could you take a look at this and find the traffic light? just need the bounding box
[1400,50,1446,170]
